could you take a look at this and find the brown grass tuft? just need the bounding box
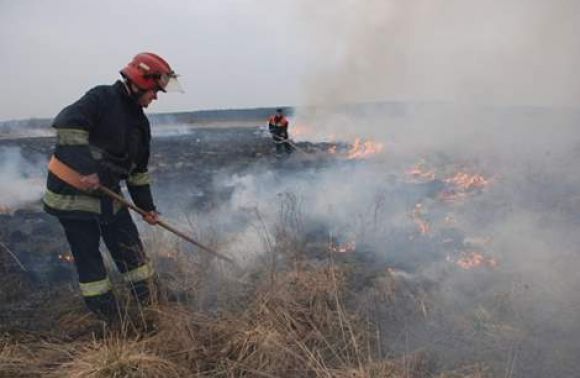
[147,264,402,377]
[0,339,41,378]
[60,335,186,378]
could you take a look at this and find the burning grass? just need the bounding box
[346,138,384,160]
[0,205,13,215]
[0,155,512,376]
[0,198,507,377]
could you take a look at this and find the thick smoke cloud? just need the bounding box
[290,0,580,108]
[190,108,580,374]
[287,0,580,146]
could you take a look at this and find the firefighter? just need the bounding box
[268,108,292,156]
[43,52,181,323]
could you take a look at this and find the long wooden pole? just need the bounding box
[49,156,234,264]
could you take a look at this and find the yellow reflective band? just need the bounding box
[123,261,155,283]
[79,278,112,297]
[57,128,89,145]
[127,171,151,186]
[43,189,101,213]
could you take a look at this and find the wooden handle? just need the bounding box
[98,185,235,265]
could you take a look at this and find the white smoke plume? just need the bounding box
[284,0,580,142]
[148,1,580,372]
[0,147,46,210]
[290,0,580,107]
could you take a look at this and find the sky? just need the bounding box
[0,0,314,120]
[1,0,580,121]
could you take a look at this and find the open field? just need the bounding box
[1,114,580,377]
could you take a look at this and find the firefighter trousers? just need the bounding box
[58,208,156,321]
[271,128,292,155]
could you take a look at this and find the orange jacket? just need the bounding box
[268,116,289,128]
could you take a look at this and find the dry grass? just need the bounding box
[0,339,40,377]
[1,259,485,378]
[0,335,72,378]
[2,237,467,378]
[144,264,423,377]
[2,223,489,378]
[215,267,364,376]
[59,336,186,378]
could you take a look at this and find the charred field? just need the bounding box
[1,112,580,377]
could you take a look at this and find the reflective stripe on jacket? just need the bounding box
[44,81,155,219]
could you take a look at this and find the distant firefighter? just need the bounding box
[43,52,181,325]
[268,108,292,156]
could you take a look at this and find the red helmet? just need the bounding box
[121,52,181,92]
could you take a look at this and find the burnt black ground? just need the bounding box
[0,126,341,330]
[0,125,420,338]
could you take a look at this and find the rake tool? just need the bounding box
[48,156,235,265]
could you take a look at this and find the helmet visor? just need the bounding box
[158,72,184,93]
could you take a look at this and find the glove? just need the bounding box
[142,210,160,225]
[79,173,101,191]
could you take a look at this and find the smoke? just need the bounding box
[127,2,580,372]
[151,123,200,138]
[289,0,580,108]
[285,0,580,145]
[265,1,580,373]
[146,1,580,373]
[133,107,580,375]
[180,113,577,374]
[0,147,46,209]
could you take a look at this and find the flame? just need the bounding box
[0,205,12,215]
[439,171,490,202]
[444,172,489,191]
[411,203,430,235]
[290,122,309,138]
[448,251,498,270]
[346,138,384,159]
[58,253,75,264]
[405,162,436,182]
[328,145,338,154]
[329,240,357,253]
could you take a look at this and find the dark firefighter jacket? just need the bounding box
[43,80,155,220]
